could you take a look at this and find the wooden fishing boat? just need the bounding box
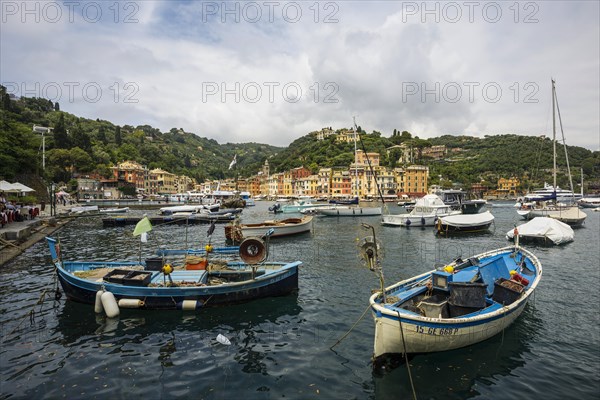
[225,216,313,241]
[369,244,541,364]
[46,237,300,312]
[436,211,495,235]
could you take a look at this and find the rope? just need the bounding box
[330,303,372,350]
[397,310,418,400]
[6,289,53,337]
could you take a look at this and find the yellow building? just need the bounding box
[318,168,332,197]
[150,168,177,194]
[336,129,359,144]
[497,177,520,197]
[176,175,196,193]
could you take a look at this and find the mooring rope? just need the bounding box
[397,310,418,400]
[330,303,372,350]
[6,289,53,337]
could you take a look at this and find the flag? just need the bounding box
[228,154,237,170]
[141,232,148,243]
[133,216,152,236]
[207,220,216,236]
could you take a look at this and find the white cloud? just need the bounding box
[1,1,598,150]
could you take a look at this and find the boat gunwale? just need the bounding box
[369,246,542,325]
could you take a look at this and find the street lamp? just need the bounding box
[33,125,53,170]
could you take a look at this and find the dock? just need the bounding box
[102,214,235,227]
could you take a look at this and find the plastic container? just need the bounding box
[448,301,481,317]
[492,278,524,305]
[448,282,487,308]
[103,269,131,284]
[145,257,164,271]
[122,271,152,287]
[186,259,208,270]
[418,299,449,318]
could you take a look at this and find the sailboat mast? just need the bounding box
[581,167,584,196]
[552,79,557,193]
[353,117,359,198]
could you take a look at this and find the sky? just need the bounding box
[1,1,599,150]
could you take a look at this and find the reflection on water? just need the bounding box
[0,203,599,399]
[373,306,543,399]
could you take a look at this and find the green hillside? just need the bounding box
[0,85,282,184]
[1,85,599,194]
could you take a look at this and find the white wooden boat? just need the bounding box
[225,216,313,241]
[436,211,495,234]
[369,245,542,364]
[382,194,459,227]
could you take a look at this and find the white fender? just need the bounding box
[94,290,105,314]
[101,291,120,318]
[118,299,145,308]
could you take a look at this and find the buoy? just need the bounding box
[162,264,174,275]
[101,291,120,318]
[421,217,426,225]
[444,265,454,273]
[94,290,105,314]
[177,300,203,310]
[406,219,411,226]
[118,299,145,308]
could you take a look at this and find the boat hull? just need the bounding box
[56,262,300,310]
[436,220,493,234]
[382,213,454,227]
[372,299,527,355]
[225,216,313,240]
[317,206,382,216]
[436,211,495,234]
[369,246,541,359]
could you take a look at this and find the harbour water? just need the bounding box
[1,202,598,399]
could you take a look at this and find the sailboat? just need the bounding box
[317,119,382,217]
[517,79,587,226]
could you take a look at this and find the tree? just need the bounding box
[71,122,92,153]
[98,126,107,145]
[53,113,70,148]
[115,126,122,145]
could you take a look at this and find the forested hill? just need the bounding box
[1,86,599,191]
[269,129,599,189]
[0,85,282,183]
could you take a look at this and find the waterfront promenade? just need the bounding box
[0,203,73,266]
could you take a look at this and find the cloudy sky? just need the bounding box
[2,1,599,150]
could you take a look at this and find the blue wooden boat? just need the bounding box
[46,237,300,312]
[369,244,541,364]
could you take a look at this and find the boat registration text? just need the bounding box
[415,326,459,336]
